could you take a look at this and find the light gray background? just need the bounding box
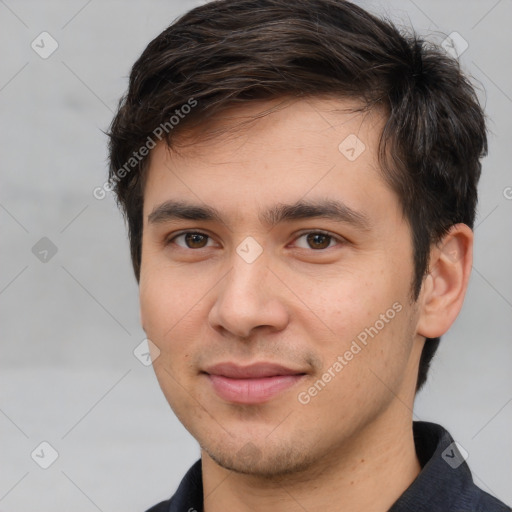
[1,0,511,510]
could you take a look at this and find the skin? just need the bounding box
[139,97,473,512]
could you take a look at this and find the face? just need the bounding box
[139,97,423,477]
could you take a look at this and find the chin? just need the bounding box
[202,437,317,479]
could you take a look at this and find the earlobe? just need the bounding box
[416,224,473,339]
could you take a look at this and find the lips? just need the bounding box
[204,362,305,379]
[203,362,307,404]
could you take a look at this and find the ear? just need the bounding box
[416,224,473,339]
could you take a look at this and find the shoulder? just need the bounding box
[141,459,203,512]
[470,488,511,512]
[143,500,171,512]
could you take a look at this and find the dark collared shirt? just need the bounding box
[145,422,510,512]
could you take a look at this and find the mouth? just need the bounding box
[202,362,307,404]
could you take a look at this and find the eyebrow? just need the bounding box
[147,198,372,231]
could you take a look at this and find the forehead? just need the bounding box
[142,97,392,221]
[164,96,385,159]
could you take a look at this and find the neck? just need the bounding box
[202,409,421,512]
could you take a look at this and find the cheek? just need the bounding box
[139,265,218,379]
[296,266,389,339]
[139,273,171,339]
[139,270,202,406]
[139,275,185,361]
[307,303,415,430]
[309,267,413,378]
[139,263,204,334]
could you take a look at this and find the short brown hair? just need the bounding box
[108,0,487,391]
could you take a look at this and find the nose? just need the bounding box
[208,251,290,339]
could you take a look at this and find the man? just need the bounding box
[107,0,510,510]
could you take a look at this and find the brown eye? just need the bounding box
[184,233,209,248]
[169,232,212,249]
[306,233,333,250]
[292,231,341,251]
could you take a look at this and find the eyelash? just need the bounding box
[165,230,345,251]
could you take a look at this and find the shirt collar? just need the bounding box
[389,421,474,511]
